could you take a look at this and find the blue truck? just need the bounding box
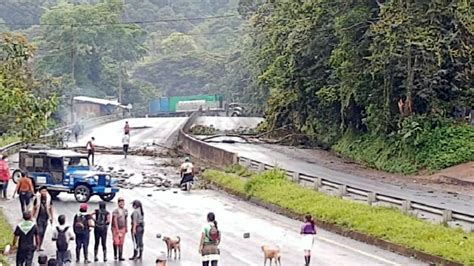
[12,149,119,202]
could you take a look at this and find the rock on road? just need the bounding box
[1,117,423,265]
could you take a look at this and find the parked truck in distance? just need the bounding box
[148,94,224,115]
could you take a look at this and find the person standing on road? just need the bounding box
[12,211,39,266]
[179,157,195,190]
[86,137,96,166]
[14,172,35,213]
[122,132,130,159]
[301,214,317,266]
[199,212,220,266]
[72,122,81,143]
[93,202,110,262]
[124,121,130,135]
[112,197,128,261]
[52,215,74,266]
[0,154,11,200]
[32,186,54,251]
[73,203,94,264]
[129,200,144,260]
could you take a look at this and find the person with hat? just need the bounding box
[73,203,94,263]
[179,157,195,191]
[129,200,144,260]
[155,251,167,266]
[112,197,128,261]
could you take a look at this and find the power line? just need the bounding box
[0,14,241,27]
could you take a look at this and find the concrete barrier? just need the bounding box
[178,110,238,167]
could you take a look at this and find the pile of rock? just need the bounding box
[96,165,177,190]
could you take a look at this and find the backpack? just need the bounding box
[73,214,88,234]
[95,210,108,227]
[56,226,69,252]
[208,225,220,244]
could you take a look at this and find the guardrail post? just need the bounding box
[313,177,322,191]
[292,172,300,183]
[442,210,453,224]
[367,192,376,206]
[401,200,411,213]
[258,162,265,172]
[338,185,347,198]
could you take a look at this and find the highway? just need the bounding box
[192,117,474,215]
[1,117,423,265]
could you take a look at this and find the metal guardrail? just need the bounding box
[0,114,122,155]
[238,157,474,225]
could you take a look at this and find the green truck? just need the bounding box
[149,94,223,114]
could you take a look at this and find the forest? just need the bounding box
[0,0,473,172]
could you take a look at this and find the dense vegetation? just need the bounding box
[204,168,474,264]
[226,0,474,173]
[1,1,472,171]
[0,0,241,133]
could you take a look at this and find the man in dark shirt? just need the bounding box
[12,211,39,266]
[32,186,54,251]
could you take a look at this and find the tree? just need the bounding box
[0,33,57,139]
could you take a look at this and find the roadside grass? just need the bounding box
[0,209,12,265]
[203,169,474,265]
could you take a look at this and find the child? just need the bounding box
[52,215,74,266]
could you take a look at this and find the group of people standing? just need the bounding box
[84,121,131,165]
[10,191,145,266]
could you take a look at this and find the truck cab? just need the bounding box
[12,149,119,202]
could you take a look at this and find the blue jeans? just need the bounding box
[57,250,71,266]
[1,180,7,198]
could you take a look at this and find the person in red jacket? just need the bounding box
[0,155,11,200]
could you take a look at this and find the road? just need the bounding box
[193,117,264,131]
[1,117,423,265]
[70,117,187,148]
[193,117,474,214]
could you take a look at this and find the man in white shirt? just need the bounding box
[52,215,75,266]
[179,157,194,190]
[122,132,130,159]
[86,137,95,165]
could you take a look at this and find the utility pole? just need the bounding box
[70,25,76,124]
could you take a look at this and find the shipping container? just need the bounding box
[148,94,222,114]
[159,97,169,112]
[149,99,161,114]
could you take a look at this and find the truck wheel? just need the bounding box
[49,191,61,199]
[12,170,22,184]
[74,185,91,203]
[100,193,116,202]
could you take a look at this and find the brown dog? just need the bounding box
[163,236,181,260]
[262,245,281,266]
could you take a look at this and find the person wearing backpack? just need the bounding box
[52,215,74,266]
[93,202,110,262]
[32,186,54,251]
[199,212,220,266]
[73,203,94,264]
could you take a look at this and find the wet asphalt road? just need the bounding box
[188,117,474,215]
[2,154,422,266]
[0,117,425,265]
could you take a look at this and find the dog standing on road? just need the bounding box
[262,245,281,266]
[163,236,181,260]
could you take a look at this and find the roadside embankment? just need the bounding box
[202,167,474,265]
[0,209,12,265]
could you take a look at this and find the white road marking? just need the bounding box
[319,236,401,266]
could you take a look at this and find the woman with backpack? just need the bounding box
[73,204,94,264]
[129,200,144,260]
[199,212,220,266]
[301,214,317,266]
[93,202,110,262]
